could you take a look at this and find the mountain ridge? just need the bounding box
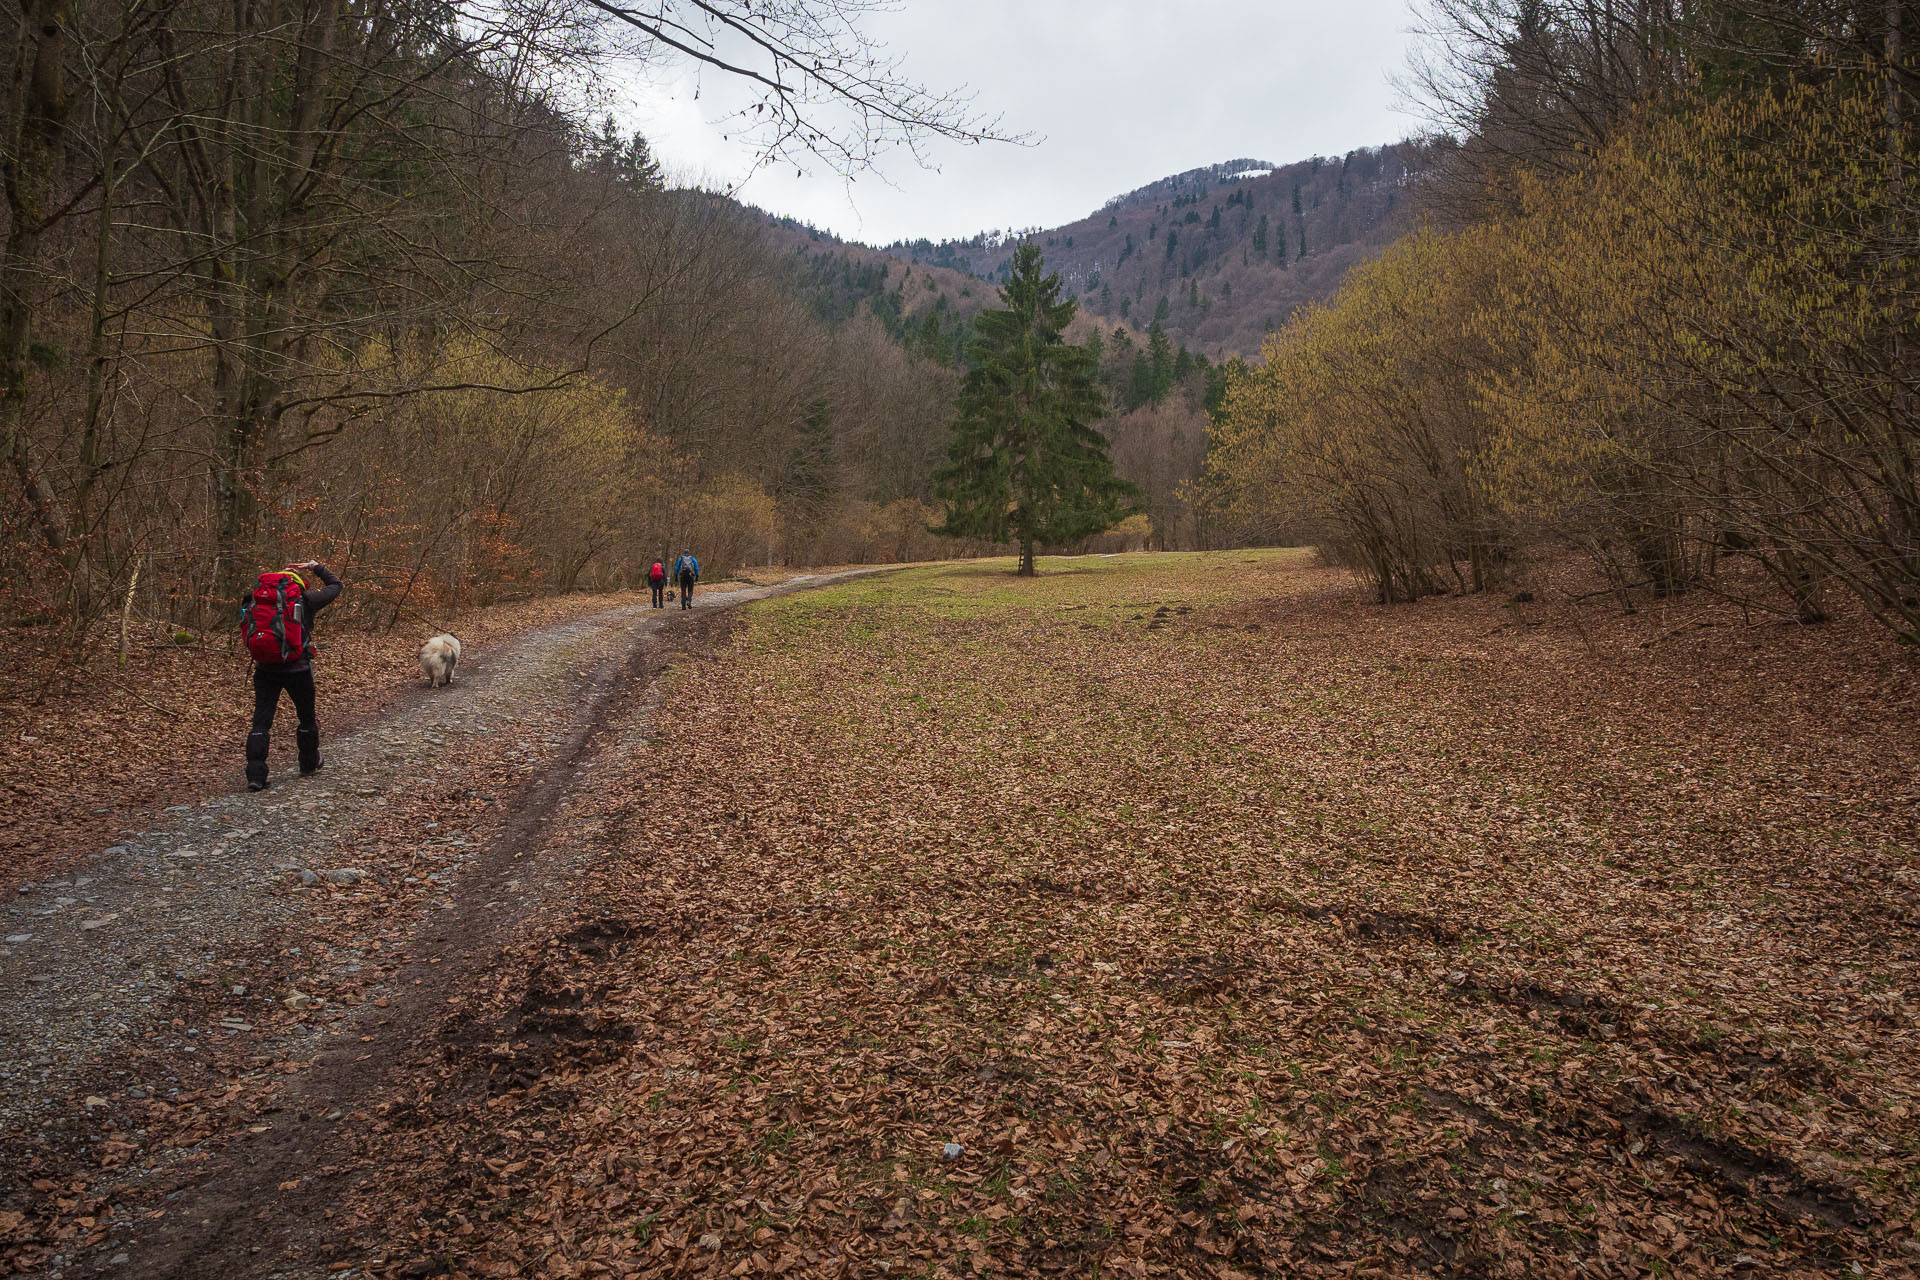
[748,140,1428,358]
[854,141,1444,357]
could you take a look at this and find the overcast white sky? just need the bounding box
[620,0,1423,246]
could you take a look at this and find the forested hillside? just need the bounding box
[733,141,1450,554]
[881,145,1440,356]
[611,141,1455,564]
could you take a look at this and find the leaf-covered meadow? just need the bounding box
[372,551,1920,1278]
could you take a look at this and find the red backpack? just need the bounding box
[242,569,309,664]
[649,561,665,584]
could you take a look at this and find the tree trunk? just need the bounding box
[66,70,125,625]
[210,374,262,602]
[1018,537,1036,576]
[0,0,73,551]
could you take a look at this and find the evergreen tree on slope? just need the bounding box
[933,243,1136,576]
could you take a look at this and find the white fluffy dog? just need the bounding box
[420,633,462,687]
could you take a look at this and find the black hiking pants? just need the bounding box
[679,572,695,608]
[248,666,321,786]
[650,580,664,608]
[252,666,317,733]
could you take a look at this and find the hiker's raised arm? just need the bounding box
[303,563,343,611]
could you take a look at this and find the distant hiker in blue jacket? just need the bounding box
[673,551,700,610]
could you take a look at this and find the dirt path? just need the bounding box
[0,573,871,1279]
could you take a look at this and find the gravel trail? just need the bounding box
[0,573,864,1278]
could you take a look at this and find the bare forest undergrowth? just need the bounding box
[4,550,1919,1279]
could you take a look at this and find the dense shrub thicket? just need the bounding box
[1211,0,1920,641]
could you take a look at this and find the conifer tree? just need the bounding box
[618,132,666,191]
[1147,322,1174,400]
[591,120,667,191]
[1253,213,1270,257]
[1128,352,1155,409]
[779,399,837,520]
[933,244,1135,576]
[916,311,947,365]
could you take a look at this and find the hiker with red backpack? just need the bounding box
[648,558,667,608]
[240,561,343,792]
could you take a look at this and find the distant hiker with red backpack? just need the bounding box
[240,561,343,792]
[648,558,667,608]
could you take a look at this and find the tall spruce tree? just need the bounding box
[1128,353,1156,410]
[915,310,948,364]
[933,243,1135,576]
[592,120,666,191]
[1146,322,1174,401]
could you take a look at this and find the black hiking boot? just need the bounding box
[297,725,323,776]
[246,731,270,791]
